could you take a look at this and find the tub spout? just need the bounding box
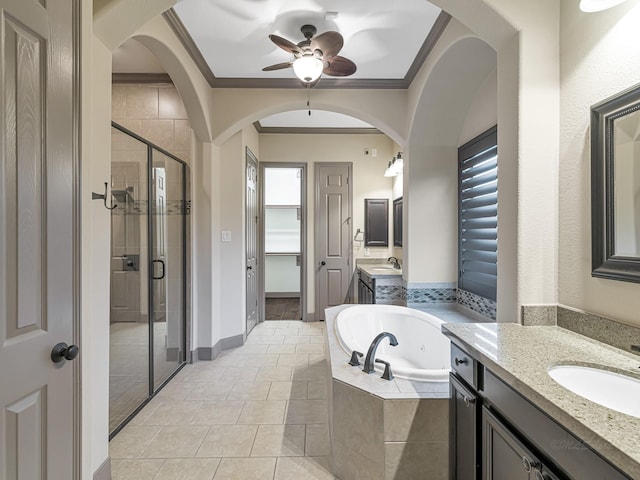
[363,332,398,374]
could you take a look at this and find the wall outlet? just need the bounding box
[371,148,377,157]
[364,247,370,256]
[222,231,232,242]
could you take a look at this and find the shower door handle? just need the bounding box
[152,259,165,280]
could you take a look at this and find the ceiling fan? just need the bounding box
[262,24,357,86]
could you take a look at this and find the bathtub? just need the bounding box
[334,304,451,382]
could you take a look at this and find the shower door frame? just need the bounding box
[109,121,189,438]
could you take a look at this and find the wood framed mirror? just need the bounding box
[592,82,640,282]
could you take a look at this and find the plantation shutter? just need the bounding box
[458,126,498,301]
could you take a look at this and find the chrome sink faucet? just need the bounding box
[387,256,401,269]
[363,332,398,374]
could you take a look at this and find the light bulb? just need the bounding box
[293,55,323,83]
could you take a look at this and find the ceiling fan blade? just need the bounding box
[310,31,343,59]
[269,34,302,54]
[262,62,293,71]
[323,56,357,77]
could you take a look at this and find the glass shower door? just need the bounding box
[151,149,185,391]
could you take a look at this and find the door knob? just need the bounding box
[320,261,326,266]
[51,343,79,363]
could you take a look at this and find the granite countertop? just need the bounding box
[357,262,402,277]
[442,323,640,478]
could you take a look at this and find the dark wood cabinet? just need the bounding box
[449,341,631,480]
[450,373,480,480]
[364,198,388,247]
[393,197,402,247]
[483,407,561,480]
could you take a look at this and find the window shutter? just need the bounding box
[459,127,498,301]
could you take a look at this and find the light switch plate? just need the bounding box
[222,231,232,242]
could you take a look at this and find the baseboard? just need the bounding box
[265,292,301,298]
[93,457,111,480]
[191,333,246,362]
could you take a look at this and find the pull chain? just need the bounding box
[307,85,311,116]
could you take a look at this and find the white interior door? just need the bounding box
[246,149,259,334]
[315,163,352,320]
[0,0,78,477]
[153,166,167,322]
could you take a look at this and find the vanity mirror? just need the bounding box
[592,82,640,282]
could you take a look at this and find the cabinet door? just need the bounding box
[450,373,480,480]
[364,198,389,246]
[483,407,563,480]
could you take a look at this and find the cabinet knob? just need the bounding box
[454,357,468,366]
[463,395,475,407]
[522,457,532,472]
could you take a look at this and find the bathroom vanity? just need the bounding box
[356,262,402,305]
[443,323,639,480]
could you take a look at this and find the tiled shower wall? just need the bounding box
[112,83,192,163]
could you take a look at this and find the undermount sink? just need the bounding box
[369,266,400,272]
[548,365,640,418]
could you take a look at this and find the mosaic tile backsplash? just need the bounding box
[457,289,496,320]
[403,283,457,307]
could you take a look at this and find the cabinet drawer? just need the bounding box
[484,370,630,480]
[451,343,479,389]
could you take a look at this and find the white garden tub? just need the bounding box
[334,304,451,382]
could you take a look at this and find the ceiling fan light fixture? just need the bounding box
[293,54,324,83]
[579,0,630,11]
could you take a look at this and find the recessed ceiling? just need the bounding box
[172,0,444,84]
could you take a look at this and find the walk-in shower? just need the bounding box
[109,122,189,437]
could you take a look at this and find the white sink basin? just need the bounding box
[548,365,640,418]
[369,267,399,272]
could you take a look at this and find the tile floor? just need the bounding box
[110,320,336,480]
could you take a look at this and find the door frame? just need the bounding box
[314,162,353,321]
[246,148,260,334]
[259,162,308,322]
[72,0,81,476]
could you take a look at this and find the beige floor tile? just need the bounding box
[185,382,233,401]
[245,334,285,345]
[306,328,324,336]
[111,459,164,480]
[277,354,309,367]
[257,366,293,382]
[179,367,225,383]
[305,424,331,456]
[273,327,300,336]
[154,458,221,480]
[126,401,161,426]
[226,381,271,400]
[274,456,335,480]
[238,400,287,424]
[266,344,297,354]
[308,354,326,365]
[140,425,209,458]
[196,425,258,457]
[307,381,328,400]
[284,400,329,424]
[220,366,259,382]
[208,354,248,367]
[283,335,311,344]
[292,365,327,381]
[251,424,306,457]
[213,458,276,480]
[251,326,277,336]
[109,425,162,459]
[155,381,196,401]
[223,344,269,355]
[295,343,324,354]
[310,335,325,344]
[189,401,245,425]
[242,354,280,367]
[267,381,308,400]
[142,400,202,425]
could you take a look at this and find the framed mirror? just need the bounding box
[592,82,640,282]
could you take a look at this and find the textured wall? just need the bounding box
[559,0,640,327]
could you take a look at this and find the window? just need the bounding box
[458,126,498,301]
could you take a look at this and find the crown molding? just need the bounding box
[112,73,173,84]
[403,11,451,86]
[253,121,382,135]
[164,8,452,90]
[163,9,217,86]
